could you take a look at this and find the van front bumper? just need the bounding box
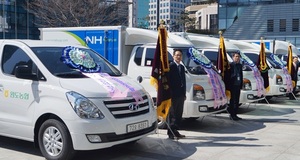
[239,90,264,104]
[182,100,227,118]
[66,118,157,150]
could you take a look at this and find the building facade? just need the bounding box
[219,0,300,47]
[148,0,191,31]
[193,3,217,30]
[0,0,39,39]
[128,0,150,28]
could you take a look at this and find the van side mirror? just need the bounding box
[15,65,38,80]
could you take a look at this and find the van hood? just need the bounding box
[59,75,145,98]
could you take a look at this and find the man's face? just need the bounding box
[173,51,182,63]
[293,57,298,63]
[232,53,240,63]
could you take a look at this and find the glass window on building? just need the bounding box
[296,37,300,47]
[292,19,299,32]
[210,14,218,31]
[267,19,274,32]
[279,19,286,32]
[199,16,202,29]
[227,7,238,19]
[0,0,38,39]
[219,19,226,30]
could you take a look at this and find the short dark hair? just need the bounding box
[231,51,240,57]
[173,49,182,55]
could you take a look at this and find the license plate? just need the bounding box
[127,121,148,133]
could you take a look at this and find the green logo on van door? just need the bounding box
[4,90,29,100]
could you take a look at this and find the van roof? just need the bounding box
[125,28,194,47]
[0,39,86,48]
[176,33,240,50]
[228,39,272,54]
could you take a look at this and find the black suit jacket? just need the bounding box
[291,62,299,81]
[229,62,243,89]
[169,62,186,98]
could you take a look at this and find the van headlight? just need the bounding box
[66,91,105,119]
[145,92,155,111]
[193,84,205,100]
[276,75,283,85]
[243,78,252,90]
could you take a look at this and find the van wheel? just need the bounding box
[38,119,76,160]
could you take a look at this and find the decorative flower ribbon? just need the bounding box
[188,48,227,108]
[240,53,265,96]
[270,54,293,93]
[282,68,293,93]
[204,68,227,108]
[251,66,265,97]
[62,46,101,73]
[188,48,212,69]
[269,54,285,68]
[100,73,144,103]
[61,46,143,103]
[83,73,124,98]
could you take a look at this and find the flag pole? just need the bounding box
[158,20,178,140]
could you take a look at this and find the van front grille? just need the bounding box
[103,95,150,119]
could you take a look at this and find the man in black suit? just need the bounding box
[167,49,186,139]
[228,52,243,121]
[289,56,299,100]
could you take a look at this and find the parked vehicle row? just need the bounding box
[1,26,297,160]
[40,26,229,123]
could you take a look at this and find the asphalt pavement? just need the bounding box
[0,95,300,160]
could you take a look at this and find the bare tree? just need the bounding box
[26,0,129,27]
[176,11,196,31]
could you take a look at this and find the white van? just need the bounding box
[228,40,288,99]
[128,43,228,120]
[40,26,228,122]
[0,40,157,160]
[174,33,265,104]
[243,39,300,93]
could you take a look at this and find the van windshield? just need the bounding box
[266,53,285,69]
[180,47,214,75]
[31,47,122,78]
[245,52,281,69]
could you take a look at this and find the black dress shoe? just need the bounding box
[175,132,185,138]
[230,115,239,121]
[168,135,178,140]
[235,115,242,120]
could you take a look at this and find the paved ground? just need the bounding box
[0,95,299,160]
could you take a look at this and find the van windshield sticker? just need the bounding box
[61,46,101,73]
[188,48,212,69]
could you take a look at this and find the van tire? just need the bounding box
[38,119,76,160]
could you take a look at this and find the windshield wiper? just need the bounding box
[54,71,85,78]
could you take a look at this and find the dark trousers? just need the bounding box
[229,85,241,116]
[167,95,184,136]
